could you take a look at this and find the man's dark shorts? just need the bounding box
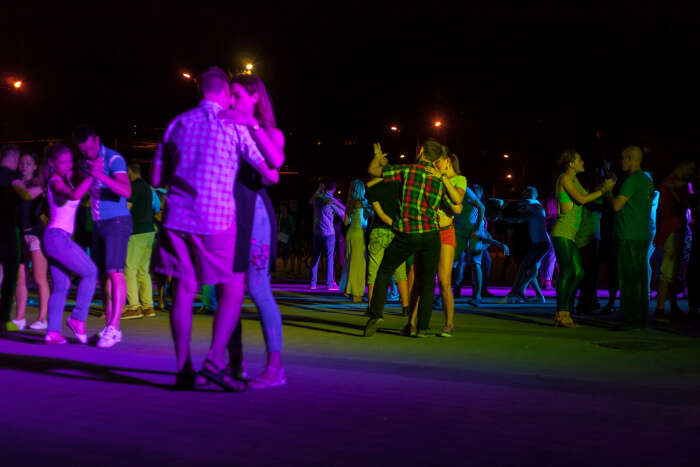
[92,215,133,274]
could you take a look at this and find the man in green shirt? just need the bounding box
[123,162,156,319]
[608,146,654,328]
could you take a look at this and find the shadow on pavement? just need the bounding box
[0,352,177,390]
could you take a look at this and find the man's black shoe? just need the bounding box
[363,317,384,337]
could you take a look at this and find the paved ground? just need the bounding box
[1,284,699,466]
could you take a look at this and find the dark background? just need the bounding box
[1,1,698,199]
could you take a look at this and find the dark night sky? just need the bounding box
[2,2,699,195]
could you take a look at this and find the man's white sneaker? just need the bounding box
[11,318,26,330]
[97,325,122,348]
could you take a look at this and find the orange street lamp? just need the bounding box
[399,154,406,159]
[390,125,399,132]
[503,154,509,159]
[182,72,192,79]
[13,80,23,89]
[506,173,513,180]
[434,120,442,128]
[245,63,254,74]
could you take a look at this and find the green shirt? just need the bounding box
[128,178,155,235]
[615,170,654,241]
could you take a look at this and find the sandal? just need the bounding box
[248,367,287,389]
[199,359,246,392]
[437,325,454,337]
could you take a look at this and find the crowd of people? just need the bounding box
[1,65,699,392]
[303,144,698,334]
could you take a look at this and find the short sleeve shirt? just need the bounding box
[90,144,130,221]
[382,161,454,234]
[128,178,155,235]
[157,100,266,234]
[365,180,400,230]
[615,170,654,241]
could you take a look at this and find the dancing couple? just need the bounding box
[153,67,286,390]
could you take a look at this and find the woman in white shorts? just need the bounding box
[11,152,50,330]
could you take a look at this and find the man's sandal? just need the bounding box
[199,359,247,392]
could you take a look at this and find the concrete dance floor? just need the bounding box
[1,284,698,466]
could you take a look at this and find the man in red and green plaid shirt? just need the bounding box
[363,139,461,337]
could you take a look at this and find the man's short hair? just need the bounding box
[0,144,20,162]
[622,146,643,163]
[73,124,97,145]
[128,161,142,175]
[523,186,538,200]
[421,138,447,162]
[199,66,230,95]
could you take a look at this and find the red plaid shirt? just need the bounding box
[382,160,455,234]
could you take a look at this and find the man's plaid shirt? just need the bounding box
[382,160,455,234]
[156,100,265,234]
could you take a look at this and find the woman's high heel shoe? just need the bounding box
[554,311,579,328]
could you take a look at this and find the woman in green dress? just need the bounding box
[343,180,370,302]
[552,150,615,327]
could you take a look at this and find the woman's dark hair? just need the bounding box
[42,143,73,188]
[20,152,42,188]
[231,74,277,128]
[347,179,366,209]
[449,153,461,175]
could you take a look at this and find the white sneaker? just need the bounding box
[29,320,48,330]
[11,318,26,330]
[97,325,122,348]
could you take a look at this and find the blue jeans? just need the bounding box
[43,228,98,332]
[310,234,335,287]
[247,195,283,352]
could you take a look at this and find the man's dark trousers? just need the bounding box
[369,231,440,331]
[618,239,650,327]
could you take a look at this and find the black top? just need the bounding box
[0,167,19,234]
[17,194,46,235]
[233,160,278,273]
[128,178,155,234]
[365,180,399,230]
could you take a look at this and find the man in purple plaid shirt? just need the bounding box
[152,67,278,390]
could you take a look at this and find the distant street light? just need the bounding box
[506,173,513,180]
[390,125,399,132]
[503,154,509,159]
[182,72,192,79]
[13,80,23,89]
[245,63,254,74]
[399,154,406,159]
[434,121,442,128]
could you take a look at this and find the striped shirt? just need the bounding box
[89,144,130,221]
[156,100,265,234]
[382,160,454,234]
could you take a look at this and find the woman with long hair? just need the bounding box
[11,152,50,330]
[342,179,369,302]
[41,143,98,344]
[218,74,285,388]
[432,154,466,336]
[551,150,614,327]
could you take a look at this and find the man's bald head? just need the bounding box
[621,146,643,172]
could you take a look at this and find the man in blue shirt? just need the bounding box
[75,124,132,348]
[308,181,345,290]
